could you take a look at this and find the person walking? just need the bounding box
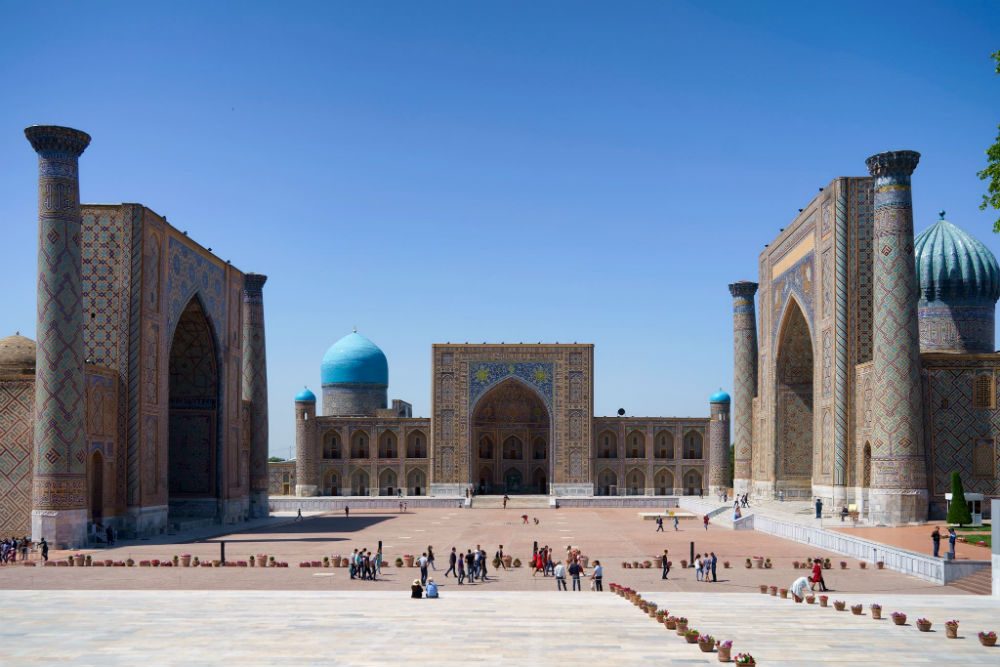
[446,547,457,577]
[296,508,302,521]
[810,558,827,592]
[554,561,567,591]
[703,514,710,531]
[40,538,48,562]
[655,516,664,532]
[815,497,823,519]
[660,549,670,580]
[457,555,466,585]
[947,527,957,560]
[694,554,703,581]
[503,494,509,509]
[465,549,475,581]
[418,552,429,585]
[427,545,437,571]
[569,559,583,591]
[344,505,350,519]
[673,515,679,531]
[496,544,507,570]
[479,546,490,581]
[591,560,603,591]
[931,527,941,558]
[710,551,718,582]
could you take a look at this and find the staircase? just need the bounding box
[947,567,993,595]
[470,495,551,509]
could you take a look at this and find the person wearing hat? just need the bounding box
[410,579,424,599]
[426,578,439,598]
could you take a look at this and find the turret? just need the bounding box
[294,388,318,496]
[708,390,731,497]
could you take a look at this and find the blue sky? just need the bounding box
[1,1,998,458]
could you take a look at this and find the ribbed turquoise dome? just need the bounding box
[320,332,389,386]
[295,387,316,402]
[709,389,730,403]
[915,215,1000,303]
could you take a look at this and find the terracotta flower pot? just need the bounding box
[779,588,788,599]
[892,615,906,626]
[946,625,958,639]
[769,586,777,596]
[698,641,714,653]
[979,635,997,647]
[917,621,932,633]
[759,585,768,594]
[871,608,882,620]
[806,595,815,604]
[717,646,731,662]
[685,634,699,644]
[819,597,828,608]
[676,623,688,636]
[665,619,677,630]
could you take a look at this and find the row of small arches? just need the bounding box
[322,431,427,460]
[320,468,428,496]
[595,468,704,495]
[596,430,704,459]
[476,435,547,460]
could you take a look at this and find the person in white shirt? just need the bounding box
[790,575,810,602]
[694,555,703,581]
[418,553,429,585]
[591,561,603,591]
[554,562,567,591]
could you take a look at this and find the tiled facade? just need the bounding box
[735,152,1000,523]
[282,343,719,497]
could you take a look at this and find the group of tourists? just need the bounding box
[789,558,830,600]
[348,547,382,580]
[654,515,681,532]
[735,494,750,509]
[931,526,958,559]
[0,537,30,564]
[551,546,602,592]
[443,544,492,585]
[692,552,718,582]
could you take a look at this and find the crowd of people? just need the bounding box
[0,537,31,564]
[348,548,382,580]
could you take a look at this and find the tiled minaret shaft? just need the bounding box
[25,125,91,548]
[728,281,758,496]
[865,150,928,524]
[241,273,270,517]
[294,396,318,496]
[708,396,731,496]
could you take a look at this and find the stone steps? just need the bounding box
[948,567,993,595]
[471,495,551,509]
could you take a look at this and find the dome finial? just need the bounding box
[939,210,946,220]
[353,325,357,333]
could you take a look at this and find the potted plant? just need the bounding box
[125,558,135,567]
[632,561,640,568]
[192,556,200,567]
[916,618,932,632]
[684,628,701,644]
[891,612,907,626]
[819,595,829,607]
[257,554,268,567]
[870,603,882,619]
[675,617,688,635]
[805,594,815,604]
[323,556,330,568]
[723,561,730,569]
[978,631,997,647]
[876,561,885,570]
[84,554,92,566]
[151,559,160,567]
[859,561,867,570]
[503,554,513,568]
[717,640,732,662]
[764,558,772,569]
[945,620,959,639]
[681,559,688,569]
[104,559,113,567]
[139,560,151,567]
[73,553,85,567]
[840,561,847,569]
[248,555,254,567]
[792,560,800,569]
[753,556,764,569]
[833,600,846,611]
[851,604,863,616]
[768,586,777,596]
[822,558,831,570]
[745,557,752,569]
[779,588,788,599]
[733,653,756,666]
[269,556,276,567]
[513,558,521,568]
[697,634,715,652]
[655,610,665,623]
[759,585,768,594]
[665,616,678,630]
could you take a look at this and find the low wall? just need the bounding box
[751,514,990,585]
[269,497,465,512]
[556,497,680,509]
[733,515,754,531]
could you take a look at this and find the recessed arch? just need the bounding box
[88,450,104,522]
[626,430,646,458]
[406,467,427,496]
[406,430,427,458]
[378,431,398,458]
[322,431,341,459]
[597,430,618,459]
[625,467,646,495]
[683,468,703,495]
[350,430,370,458]
[654,468,674,495]
[774,295,814,492]
[379,468,398,495]
[323,469,339,496]
[351,468,370,496]
[654,430,674,459]
[596,468,618,496]
[472,377,550,494]
[682,430,703,459]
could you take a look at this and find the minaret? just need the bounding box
[728,281,758,497]
[294,388,318,496]
[865,150,928,524]
[708,390,731,497]
[241,273,270,517]
[25,125,91,548]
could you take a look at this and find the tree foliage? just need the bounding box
[946,471,972,526]
[268,456,285,462]
[980,50,1000,232]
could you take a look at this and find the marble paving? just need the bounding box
[0,590,996,666]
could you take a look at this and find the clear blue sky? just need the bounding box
[1,1,998,458]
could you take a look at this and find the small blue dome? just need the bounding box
[710,389,730,403]
[915,215,1000,304]
[320,332,388,386]
[295,387,316,402]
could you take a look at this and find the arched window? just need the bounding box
[532,437,547,460]
[683,431,703,459]
[655,432,674,459]
[973,374,994,409]
[627,431,645,458]
[322,432,341,459]
[503,436,523,460]
[406,431,427,458]
[478,436,494,459]
[598,431,617,459]
[379,431,398,458]
[351,432,369,458]
[685,470,702,495]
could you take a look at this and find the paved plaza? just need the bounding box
[0,508,966,593]
[0,590,996,666]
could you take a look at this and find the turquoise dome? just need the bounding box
[709,389,730,403]
[320,332,388,386]
[915,215,1000,304]
[295,387,316,402]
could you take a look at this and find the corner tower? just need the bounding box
[708,390,731,497]
[294,387,318,496]
[728,281,758,496]
[25,125,91,548]
[865,150,928,524]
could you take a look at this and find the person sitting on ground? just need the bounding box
[426,578,439,598]
[790,575,810,602]
[411,579,424,599]
[533,517,539,525]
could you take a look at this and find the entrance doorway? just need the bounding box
[775,299,814,494]
[472,378,550,494]
[89,451,104,522]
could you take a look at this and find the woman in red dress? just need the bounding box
[810,558,828,591]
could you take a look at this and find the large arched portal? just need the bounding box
[472,379,550,494]
[774,300,814,496]
[168,297,220,520]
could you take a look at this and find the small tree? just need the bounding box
[268,456,285,463]
[981,50,1000,231]
[946,471,972,526]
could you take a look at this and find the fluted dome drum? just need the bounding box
[914,214,1000,353]
[320,332,388,416]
